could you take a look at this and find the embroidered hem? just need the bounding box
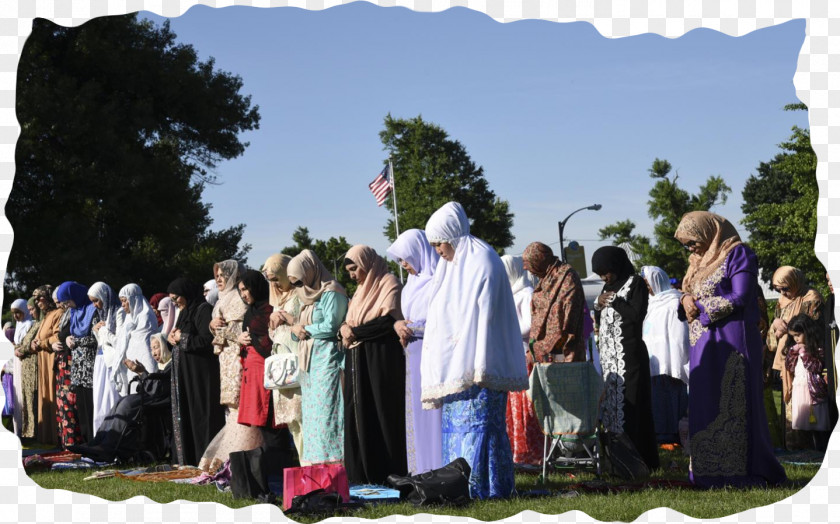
[691,351,748,478]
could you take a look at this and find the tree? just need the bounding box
[378,115,514,252]
[742,103,825,292]
[5,14,259,298]
[599,158,731,279]
[281,226,356,295]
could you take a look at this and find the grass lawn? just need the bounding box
[25,447,821,522]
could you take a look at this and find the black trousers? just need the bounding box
[71,385,94,444]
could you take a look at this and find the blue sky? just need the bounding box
[143,4,807,275]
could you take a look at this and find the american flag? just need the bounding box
[368,165,392,206]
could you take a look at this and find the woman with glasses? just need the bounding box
[591,246,659,472]
[199,260,263,473]
[263,254,304,458]
[167,277,225,466]
[32,285,61,445]
[674,211,785,488]
[287,249,348,465]
[768,266,824,450]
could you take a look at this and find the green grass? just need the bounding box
[25,448,821,522]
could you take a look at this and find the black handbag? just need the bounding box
[229,446,297,499]
[598,430,650,481]
[386,457,472,506]
[283,489,365,516]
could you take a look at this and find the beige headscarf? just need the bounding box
[287,249,346,306]
[287,250,346,372]
[263,254,294,308]
[344,245,403,327]
[770,266,823,376]
[674,211,742,294]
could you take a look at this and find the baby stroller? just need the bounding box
[70,368,172,464]
[528,361,604,483]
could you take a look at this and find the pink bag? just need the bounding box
[282,464,350,510]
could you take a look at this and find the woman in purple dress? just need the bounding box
[675,211,786,488]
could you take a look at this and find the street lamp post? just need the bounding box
[558,204,602,263]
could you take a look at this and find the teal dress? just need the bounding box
[299,291,347,463]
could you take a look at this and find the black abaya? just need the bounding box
[172,300,225,466]
[344,314,408,485]
[595,275,660,471]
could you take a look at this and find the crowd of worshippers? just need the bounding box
[3,201,838,498]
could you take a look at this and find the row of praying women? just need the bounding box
[5,282,174,449]
[5,205,834,494]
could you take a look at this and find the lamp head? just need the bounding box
[589,204,602,211]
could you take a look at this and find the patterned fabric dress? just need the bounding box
[16,317,40,439]
[55,311,81,447]
[270,295,303,452]
[198,279,262,474]
[299,291,347,464]
[443,386,514,499]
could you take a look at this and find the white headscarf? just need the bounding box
[10,299,33,345]
[110,284,158,395]
[421,202,528,408]
[386,229,440,323]
[640,266,690,383]
[88,282,123,336]
[501,255,534,342]
[204,279,219,306]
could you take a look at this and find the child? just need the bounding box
[785,313,831,451]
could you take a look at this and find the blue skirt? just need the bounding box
[441,385,514,499]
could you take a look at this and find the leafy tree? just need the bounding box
[742,103,825,293]
[281,226,356,295]
[5,14,259,298]
[599,158,731,279]
[597,219,651,256]
[378,115,514,253]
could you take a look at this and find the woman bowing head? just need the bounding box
[422,202,527,500]
[339,245,407,485]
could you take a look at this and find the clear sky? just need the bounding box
[143,4,807,275]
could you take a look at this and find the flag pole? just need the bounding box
[389,157,404,284]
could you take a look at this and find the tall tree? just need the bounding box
[6,14,259,297]
[599,158,731,279]
[378,115,514,253]
[281,226,356,295]
[742,103,825,292]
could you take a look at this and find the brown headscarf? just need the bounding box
[523,242,585,362]
[344,245,403,327]
[286,249,346,306]
[674,211,742,294]
[770,266,823,375]
[262,254,294,308]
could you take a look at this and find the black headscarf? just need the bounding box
[240,269,270,305]
[240,270,273,353]
[167,277,205,330]
[591,246,636,292]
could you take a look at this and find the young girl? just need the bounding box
[785,313,831,451]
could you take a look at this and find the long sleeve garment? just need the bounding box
[344,314,407,485]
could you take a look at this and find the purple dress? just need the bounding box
[684,244,786,488]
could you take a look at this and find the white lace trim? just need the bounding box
[420,370,528,410]
[598,277,634,434]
